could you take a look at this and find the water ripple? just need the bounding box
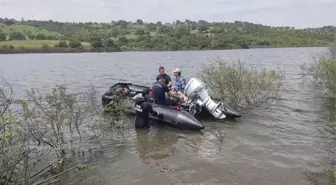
[0,47,332,185]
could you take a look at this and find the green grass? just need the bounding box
[190,30,199,34]
[124,34,137,40]
[0,40,91,48]
[0,40,59,47]
[0,23,62,37]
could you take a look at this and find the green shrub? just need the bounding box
[301,47,336,100]
[301,46,336,185]
[198,59,284,109]
[0,75,124,184]
[68,40,82,48]
[55,40,68,48]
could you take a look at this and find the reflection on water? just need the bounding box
[0,47,333,185]
[134,127,178,164]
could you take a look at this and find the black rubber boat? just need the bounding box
[101,79,241,130]
[102,83,205,130]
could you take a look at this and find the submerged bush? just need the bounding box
[301,47,336,185]
[198,59,285,109]
[304,165,336,185]
[0,74,124,185]
[301,47,336,100]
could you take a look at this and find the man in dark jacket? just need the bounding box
[152,74,183,106]
[156,66,172,88]
[134,88,162,128]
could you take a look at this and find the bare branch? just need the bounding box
[0,79,118,185]
[0,72,14,118]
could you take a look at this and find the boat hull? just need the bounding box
[120,98,205,130]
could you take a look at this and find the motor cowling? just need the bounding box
[184,78,226,119]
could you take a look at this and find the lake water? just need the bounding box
[0,47,333,185]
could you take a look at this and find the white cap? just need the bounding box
[173,68,181,73]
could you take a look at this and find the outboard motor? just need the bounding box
[184,78,226,119]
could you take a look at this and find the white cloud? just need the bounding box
[0,0,334,28]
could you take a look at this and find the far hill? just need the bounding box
[0,18,335,54]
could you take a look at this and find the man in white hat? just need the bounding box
[171,68,187,102]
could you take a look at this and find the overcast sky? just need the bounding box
[0,0,335,28]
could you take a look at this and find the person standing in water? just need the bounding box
[134,88,162,128]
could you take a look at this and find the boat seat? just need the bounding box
[170,105,181,110]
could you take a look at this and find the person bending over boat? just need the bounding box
[102,86,130,107]
[134,88,161,128]
[152,74,184,106]
[156,66,172,88]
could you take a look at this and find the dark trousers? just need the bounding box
[165,98,178,106]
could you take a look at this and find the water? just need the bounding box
[0,47,332,185]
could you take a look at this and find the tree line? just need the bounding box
[0,17,335,53]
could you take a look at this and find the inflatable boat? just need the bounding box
[101,78,241,130]
[122,99,204,130]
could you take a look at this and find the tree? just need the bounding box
[56,40,68,48]
[89,37,103,48]
[4,19,15,25]
[105,39,120,51]
[146,23,157,32]
[174,26,191,38]
[0,17,334,53]
[111,28,120,37]
[118,36,129,45]
[136,19,143,24]
[91,40,103,48]
[35,33,46,40]
[257,40,270,46]
[115,20,128,28]
[0,32,6,41]
[9,31,26,40]
[68,40,82,48]
[46,35,56,40]
[135,29,145,36]
[158,25,172,34]
[185,19,192,24]
[26,32,35,40]
[198,24,209,32]
[238,40,249,49]
[165,37,180,50]
[88,36,102,43]
[198,20,208,24]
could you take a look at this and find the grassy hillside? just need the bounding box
[0,40,60,47]
[0,23,62,40]
[0,23,61,35]
[0,18,334,54]
[0,40,90,48]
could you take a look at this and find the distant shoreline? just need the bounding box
[0,18,334,55]
[0,45,329,55]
